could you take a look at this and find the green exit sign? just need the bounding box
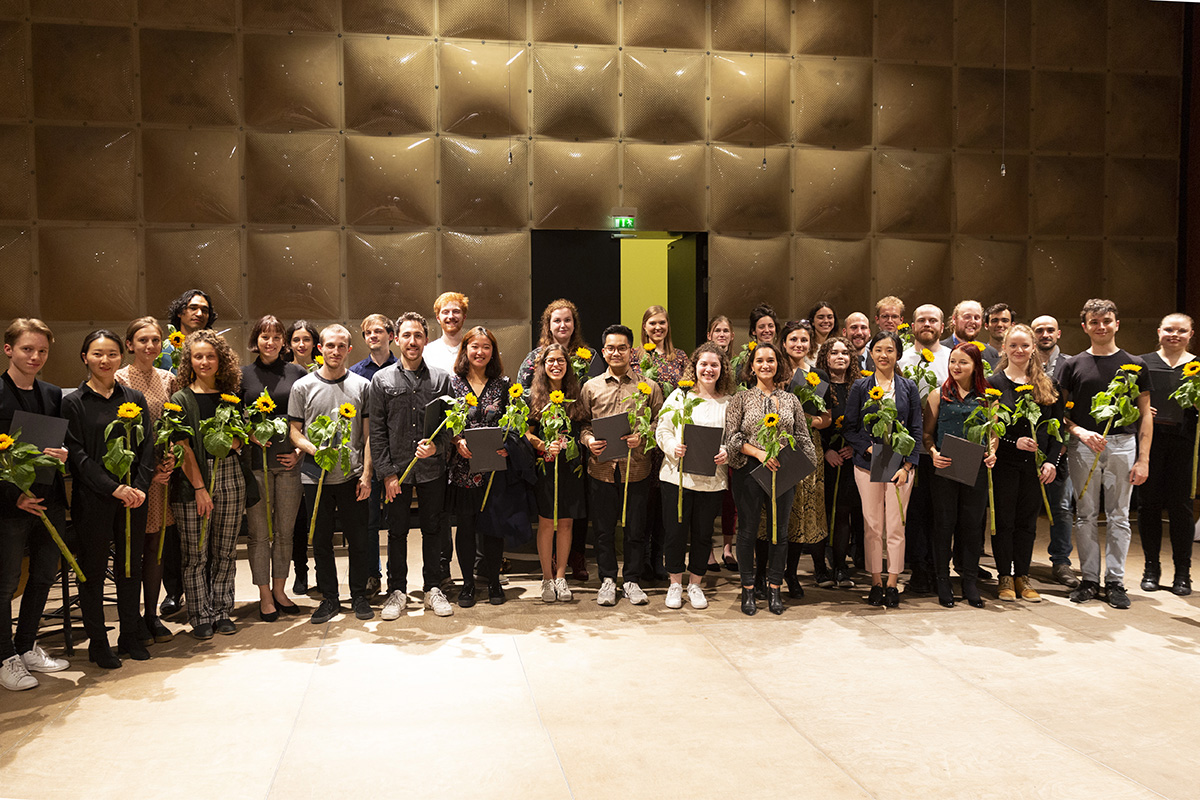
[613,216,636,229]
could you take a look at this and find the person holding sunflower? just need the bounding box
[706,315,738,571]
[813,336,860,588]
[288,325,373,625]
[241,315,307,621]
[62,330,156,667]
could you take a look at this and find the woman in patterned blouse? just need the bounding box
[637,305,689,392]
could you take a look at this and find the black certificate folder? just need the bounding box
[936,435,985,486]
[591,412,631,462]
[750,445,815,497]
[8,410,68,484]
[869,441,904,483]
[680,424,723,476]
[463,427,506,473]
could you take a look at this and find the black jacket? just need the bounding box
[62,381,155,503]
[0,374,67,517]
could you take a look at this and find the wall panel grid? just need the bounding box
[0,0,1184,383]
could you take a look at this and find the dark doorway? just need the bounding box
[530,231,622,349]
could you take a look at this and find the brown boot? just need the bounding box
[998,575,1016,601]
[1014,575,1041,602]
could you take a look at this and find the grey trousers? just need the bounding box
[1069,434,1135,585]
[246,464,303,585]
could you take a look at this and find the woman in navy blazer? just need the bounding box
[842,331,922,608]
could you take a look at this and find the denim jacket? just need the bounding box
[369,360,454,485]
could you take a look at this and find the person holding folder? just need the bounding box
[369,312,454,620]
[923,342,993,608]
[655,343,732,610]
[989,325,1064,603]
[1,319,71,690]
[1138,313,1196,596]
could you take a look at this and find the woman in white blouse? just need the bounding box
[656,343,732,610]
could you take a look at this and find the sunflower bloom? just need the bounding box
[1121,363,1142,373]
[1015,384,1033,393]
[677,379,695,390]
[868,386,884,401]
[254,396,276,413]
[985,387,1002,397]
[169,331,186,348]
[643,342,656,352]
[763,413,779,428]
[339,403,356,420]
[509,384,524,400]
[163,402,183,413]
[921,348,934,363]
[637,381,652,396]
[805,371,821,387]
[1065,401,1075,410]
[549,390,565,405]
[466,393,478,407]
[834,415,844,429]
[0,434,12,451]
[1184,361,1200,378]
[972,341,987,352]
[576,347,592,361]
[117,402,141,419]
[220,393,240,405]
[898,323,910,331]
[748,342,758,351]
[860,370,873,377]
[315,355,324,366]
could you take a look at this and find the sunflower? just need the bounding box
[576,347,592,361]
[763,413,779,428]
[637,381,652,396]
[163,401,183,413]
[117,402,141,419]
[834,415,844,429]
[508,384,524,400]
[643,342,656,352]
[0,433,13,451]
[466,393,478,407]
[677,379,695,390]
[921,348,934,363]
[985,387,1002,397]
[339,403,356,420]
[315,355,324,366]
[549,390,565,405]
[897,322,910,331]
[1121,363,1142,373]
[860,370,874,377]
[1185,361,1200,378]
[747,342,758,351]
[254,396,276,413]
[220,393,240,405]
[1065,401,1075,410]
[168,330,186,348]
[868,386,884,401]
[971,341,987,352]
[1015,384,1033,393]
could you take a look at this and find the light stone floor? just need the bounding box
[2,525,1199,800]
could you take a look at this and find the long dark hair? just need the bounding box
[815,335,854,381]
[529,343,584,420]
[739,341,789,388]
[453,326,504,380]
[748,302,778,344]
[166,289,216,330]
[284,319,319,363]
[939,341,989,401]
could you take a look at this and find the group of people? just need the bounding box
[1,287,1195,692]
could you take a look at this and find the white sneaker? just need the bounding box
[596,577,618,606]
[499,574,510,586]
[687,584,708,609]
[2,654,37,691]
[381,590,406,621]
[22,643,68,673]
[623,581,648,605]
[541,579,556,602]
[553,577,572,602]
[425,587,454,617]
[665,582,684,609]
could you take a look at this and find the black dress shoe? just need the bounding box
[784,573,805,600]
[1140,562,1161,592]
[116,635,151,661]
[1172,574,1192,596]
[259,606,280,622]
[740,588,757,616]
[88,643,122,669]
[884,586,901,608]
[292,575,309,595]
[723,555,739,572]
[135,617,154,646]
[753,581,767,602]
[768,586,784,615]
[159,595,183,618]
[457,582,477,608]
[909,568,933,596]
[191,623,214,640]
[962,579,984,608]
[214,618,237,635]
[936,576,956,608]
[867,585,884,606]
[147,615,174,643]
[488,580,506,605]
[276,600,303,616]
[977,567,993,581]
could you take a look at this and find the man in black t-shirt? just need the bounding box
[1059,300,1152,609]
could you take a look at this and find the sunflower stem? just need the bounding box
[480,471,495,511]
[553,454,559,529]
[157,483,168,564]
[24,490,85,582]
[262,447,274,542]
[771,471,777,545]
[198,456,222,553]
[124,430,132,578]
[1078,418,1113,499]
[677,428,685,524]
[620,451,631,528]
[307,468,326,545]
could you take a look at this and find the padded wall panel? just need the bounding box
[488,324,532,380]
[346,231,437,319]
[242,0,337,32]
[710,54,790,147]
[530,46,619,140]
[342,0,434,36]
[622,50,706,143]
[955,154,1028,236]
[438,0,525,41]
[622,0,706,50]
[952,239,1028,313]
[1107,159,1178,239]
[709,234,791,322]
[1029,240,1102,316]
[440,42,528,136]
[245,133,341,225]
[440,231,530,320]
[956,69,1030,150]
[247,230,340,319]
[711,0,790,54]
[0,126,29,219]
[531,0,617,46]
[875,64,952,149]
[875,0,953,63]
[31,24,133,122]
[344,135,436,227]
[343,39,436,135]
[142,129,240,224]
[1033,0,1106,70]
[875,239,950,311]
[622,143,707,232]
[875,151,951,235]
[1031,157,1104,236]
[38,227,138,320]
[243,34,341,131]
[794,0,873,58]
[0,0,19,15]
[793,58,872,147]
[1108,75,1181,157]
[144,230,243,321]
[0,228,34,318]
[1032,71,1105,153]
[956,0,1031,66]
[1109,0,1182,73]
[139,30,239,126]
[710,145,790,234]
[440,136,528,229]
[792,237,871,320]
[0,22,27,119]
[138,0,236,27]
[531,141,618,229]
[792,148,871,234]
[1106,242,1176,319]
[34,126,135,221]
[31,0,134,21]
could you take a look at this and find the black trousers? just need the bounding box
[1138,428,1195,574]
[661,482,721,576]
[160,514,184,599]
[386,477,447,592]
[305,480,371,602]
[292,492,310,580]
[733,464,794,587]
[589,474,649,584]
[453,485,505,585]
[931,469,986,581]
[74,489,148,644]
[0,502,68,660]
[992,457,1041,577]
[903,455,935,571]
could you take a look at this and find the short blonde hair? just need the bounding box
[433,292,469,314]
[875,296,905,316]
[360,313,395,336]
[5,318,54,347]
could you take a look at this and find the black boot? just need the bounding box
[116,634,151,661]
[1172,571,1192,596]
[1140,562,1161,592]
[785,572,804,599]
[88,641,122,669]
[909,565,933,595]
[936,576,955,608]
[740,587,757,616]
[962,578,984,608]
[487,579,505,605]
[457,581,477,608]
[768,586,784,615]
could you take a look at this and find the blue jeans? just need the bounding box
[0,504,68,660]
[1069,435,1135,585]
[1045,467,1074,567]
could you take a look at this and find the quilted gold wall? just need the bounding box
[0,0,1184,386]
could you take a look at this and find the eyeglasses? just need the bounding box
[602,345,629,354]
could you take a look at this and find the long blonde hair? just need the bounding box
[640,305,676,357]
[997,323,1057,405]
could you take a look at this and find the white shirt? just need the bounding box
[656,389,730,492]
[422,338,460,374]
[897,344,949,398]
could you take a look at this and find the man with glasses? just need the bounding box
[874,296,905,334]
[578,325,664,607]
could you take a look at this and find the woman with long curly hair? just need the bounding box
[518,299,594,389]
[169,330,247,640]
